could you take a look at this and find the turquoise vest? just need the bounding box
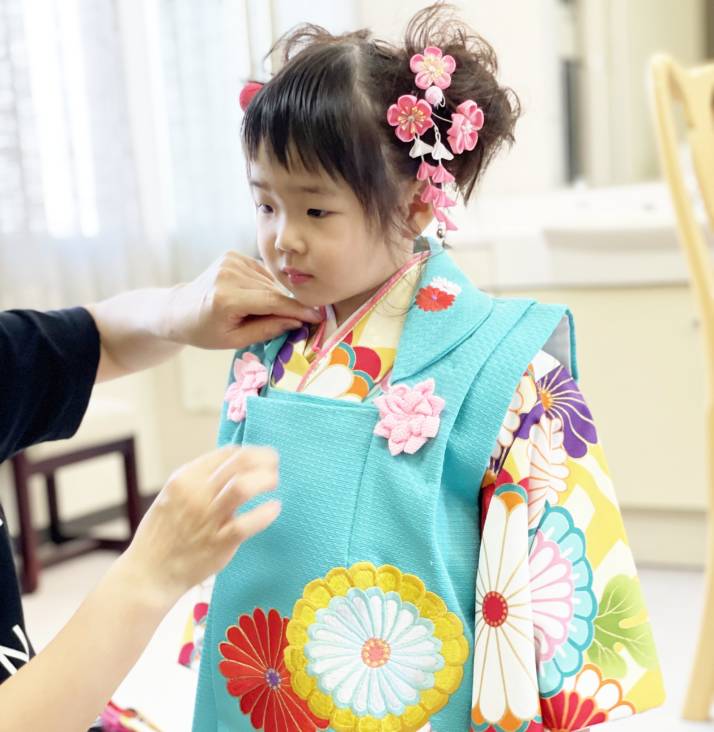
[193,248,575,732]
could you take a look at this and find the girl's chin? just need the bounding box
[284,286,329,308]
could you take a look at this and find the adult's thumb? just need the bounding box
[228,316,301,349]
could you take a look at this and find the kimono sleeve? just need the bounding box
[179,346,259,669]
[471,352,666,731]
[178,577,214,671]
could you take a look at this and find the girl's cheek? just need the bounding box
[256,250,277,276]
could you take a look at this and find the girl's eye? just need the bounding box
[256,203,273,214]
[307,208,329,219]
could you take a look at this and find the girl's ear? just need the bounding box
[404,182,434,237]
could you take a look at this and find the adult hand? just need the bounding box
[0,445,281,732]
[119,444,281,605]
[89,251,322,381]
[163,251,321,350]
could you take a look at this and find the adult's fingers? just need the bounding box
[239,256,280,283]
[205,446,277,498]
[217,500,282,549]
[231,264,276,290]
[224,315,304,349]
[218,252,276,288]
[178,446,242,487]
[210,465,278,522]
[226,289,322,323]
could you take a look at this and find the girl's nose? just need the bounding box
[274,221,306,254]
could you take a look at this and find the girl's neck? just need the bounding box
[332,286,383,326]
[331,241,422,325]
[331,249,427,326]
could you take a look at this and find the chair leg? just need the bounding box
[682,523,714,720]
[46,473,66,544]
[122,438,142,535]
[684,401,714,721]
[11,454,40,594]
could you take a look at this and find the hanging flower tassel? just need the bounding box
[420,184,442,204]
[430,139,454,161]
[431,163,455,184]
[434,206,457,231]
[435,189,456,208]
[410,137,434,158]
[425,85,445,107]
[417,161,437,180]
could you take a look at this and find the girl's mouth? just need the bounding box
[282,267,313,285]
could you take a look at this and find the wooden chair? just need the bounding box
[650,53,714,721]
[10,437,141,594]
[8,392,145,594]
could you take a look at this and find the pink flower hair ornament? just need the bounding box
[387,46,485,236]
[411,46,456,90]
[386,95,434,143]
[238,81,263,112]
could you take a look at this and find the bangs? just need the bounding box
[241,43,392,226]
[243,46,356,177]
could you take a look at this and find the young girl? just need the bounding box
[190,5,665,730]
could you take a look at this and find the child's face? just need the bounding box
[248,145,413,323]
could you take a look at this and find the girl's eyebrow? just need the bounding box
[248,178,337,196]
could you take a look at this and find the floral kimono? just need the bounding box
[186,239,665,731]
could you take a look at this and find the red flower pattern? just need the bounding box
[540,665,635,731]
[218,608,329,731]
[416,286,456,312]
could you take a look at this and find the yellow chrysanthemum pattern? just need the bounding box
[284,562,469,731]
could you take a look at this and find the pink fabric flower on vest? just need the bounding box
[373,378,445,456]
[387,95,434,142]
[224,352,268,423]
[447,99,485,154]
[410,46,456,90]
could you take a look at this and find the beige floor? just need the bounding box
[21,553,714,732]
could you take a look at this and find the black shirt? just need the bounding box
[0,308,99,682]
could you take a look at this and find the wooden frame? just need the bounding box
[650,53,714,721]
[10,436,142,594]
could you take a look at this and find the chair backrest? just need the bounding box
[650,54,714,356]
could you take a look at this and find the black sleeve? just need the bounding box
[0,308,100,463]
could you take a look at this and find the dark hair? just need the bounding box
[242,2,521,239]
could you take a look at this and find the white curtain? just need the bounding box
[0,0,360,308]
[153,0,263,280]
[0,0,158,309]
[154,0,359,280]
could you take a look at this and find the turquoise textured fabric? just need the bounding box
[193,246,574,732]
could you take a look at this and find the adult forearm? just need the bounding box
[0,441,280,731]
[0,555,177,732]
[86,287,183,382]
